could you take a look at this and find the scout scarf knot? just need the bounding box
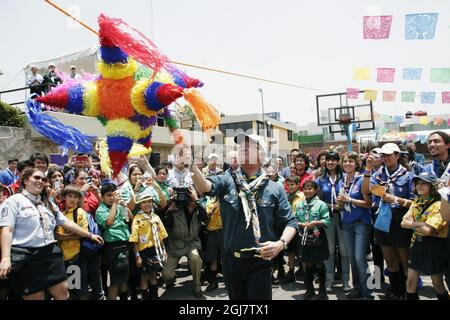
[410,197,439,245]
[374,165,408,190]
[21,190,53,238]
[232,168,269,245]
[141,210,167,267]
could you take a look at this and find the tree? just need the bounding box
[0,101,25,127]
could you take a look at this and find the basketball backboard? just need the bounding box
[316,91,375,134]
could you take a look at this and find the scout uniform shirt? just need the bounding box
[95,202,130,243]
[288,191,305,214]
[206,169,298,252]
[55,207,88,261]
[129,212,168,252]
[402,197,448,245]
[294,196,330,227]
[204,196,223,232]
[0,192,68,248]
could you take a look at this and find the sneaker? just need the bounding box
[272,275,280,285]
[326,281,333,293]
[346,290,362,300]
[303,291,316,300]
[206,282,219,292]
[282,270,296,284]
[417,277,423,289]
[342,282,352,292]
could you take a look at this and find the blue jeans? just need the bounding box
[324,214,350,285]
[343,221,373,298]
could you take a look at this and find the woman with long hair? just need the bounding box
[316,151,350,292]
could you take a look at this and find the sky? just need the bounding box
[1,0,449,128]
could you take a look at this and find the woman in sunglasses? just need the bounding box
[0,168,103,300]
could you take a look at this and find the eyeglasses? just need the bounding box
[32,176,48,182]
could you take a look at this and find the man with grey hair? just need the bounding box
[181,133,298,300]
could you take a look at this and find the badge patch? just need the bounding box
[139,235,148,243]
[1,207,7,217]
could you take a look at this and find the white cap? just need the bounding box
[207,153,219,160]
[379,143,401,155]
[234,133,268,156]
[70,65,76,69]
[48,62,55,67]
[371,147,382,154]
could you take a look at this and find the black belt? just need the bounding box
[233,248,261,259]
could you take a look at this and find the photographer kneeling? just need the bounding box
[161,186,206,298]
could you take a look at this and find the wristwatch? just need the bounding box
[280,239,288,250]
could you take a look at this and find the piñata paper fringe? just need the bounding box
[98,14,168,76]
[182,89,220,131]
[26,99,94,153]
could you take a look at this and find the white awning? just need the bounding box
[23,46,99,75]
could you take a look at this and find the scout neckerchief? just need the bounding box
[343,173,360,212]
[300,196,316,246]
[140,210,167,267]
[21,190,53,240]
[410,196,439,245]
[327,173,340,211]
[431,158,450,182]
[374,165,408,192]
[232,167,269,245]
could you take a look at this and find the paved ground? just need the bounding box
[158,257,438,300]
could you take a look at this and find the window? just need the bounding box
[256,121,273,137]
[287,130,293,141]
[219,121,253,137]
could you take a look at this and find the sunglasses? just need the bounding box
[32,176,48,183]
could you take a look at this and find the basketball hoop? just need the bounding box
[338,114,353,133]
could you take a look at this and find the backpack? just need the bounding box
[73,208,104,255]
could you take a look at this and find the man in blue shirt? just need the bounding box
[0,159,19,186]
[424,131,450,181]
[407,142,425,166]
[183,133,298,300]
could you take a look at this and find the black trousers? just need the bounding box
[222,252,272,300]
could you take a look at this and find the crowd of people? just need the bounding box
[0,130,449,300]
[26,63,80,98]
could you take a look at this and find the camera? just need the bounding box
[173,187,189,204]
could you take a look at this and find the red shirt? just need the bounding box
[298,171,313,191]
[83,189,100,214]
[283,171,313,193]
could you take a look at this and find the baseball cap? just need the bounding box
[70,65,76,69]
[48,62,55,67]
[378,143,401,155]
[412,172,438,185]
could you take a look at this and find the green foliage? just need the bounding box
[0,100,25,127]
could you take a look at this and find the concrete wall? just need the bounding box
[0,126,60,169]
